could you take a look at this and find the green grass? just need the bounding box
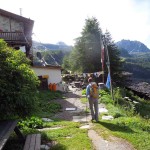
[4,88,150,150]
[4,90,93,150]
[93,89,150,150]
[11,121,93,150]
[41,121,93,150]
[80,97,87,104]
[80,88,150,150]
[94,117,150,150]
[34,90,63,118]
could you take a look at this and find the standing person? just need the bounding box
[86,77,99,122]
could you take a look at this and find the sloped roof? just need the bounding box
[32,65,62,70]
[0,8,34,36]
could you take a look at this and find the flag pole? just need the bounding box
[100,35,105,83]
[103,35,114,100]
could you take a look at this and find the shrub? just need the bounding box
[0,40,39,119]
[18,116,43,129]
[100,90,113,104]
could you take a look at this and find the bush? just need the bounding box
[0,40,39,119]
[18,116,43,129]
[100,90,113,104]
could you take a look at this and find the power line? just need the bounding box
[32,33,60,66]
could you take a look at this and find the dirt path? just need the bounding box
[54,86,92,121]
[88,130,135,150]
[53,86,136,150]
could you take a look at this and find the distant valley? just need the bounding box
[32,39,150,98]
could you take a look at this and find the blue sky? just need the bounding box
[1,0,150,48]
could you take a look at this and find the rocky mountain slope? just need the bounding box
[116,39,150,53]
[33,41,73,51]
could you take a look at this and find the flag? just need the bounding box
[106,73,111,89]
[101,41,105,71]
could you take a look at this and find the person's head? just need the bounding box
[88,77,92,83]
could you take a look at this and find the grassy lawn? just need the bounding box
[41,121,93,150]
[95,89,150,150]
[4,88,150,150]
[81,88,150,150]
[94,112,150,150]
[33,90,65,118]
[4,90,93,150]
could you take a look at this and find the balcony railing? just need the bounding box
[0,32,27,44]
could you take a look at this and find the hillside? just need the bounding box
[33,41,73,51]
[116,39,150,53]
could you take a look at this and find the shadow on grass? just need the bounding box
[42,133,67,150]
[97,121,134,133]
[50,143,67,150]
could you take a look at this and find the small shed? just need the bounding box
[31,65,62,89]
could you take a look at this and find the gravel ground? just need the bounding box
[53,86,91,121]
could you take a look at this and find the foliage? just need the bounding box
[95,116,150,150]
[104,31,124,85]
[39,102,62,114]
[44,50,67,65]
[0,40,40,119]
[18,116,43,129]
[9,120,93,150]
[94,86,150,150]
[62,54,72,71]
[99,87,150,119]
[62,18,124,87]
[34,90,63,118]
[82,89,86,95]
[100,90,113,104]
[33,50,70,66]
[41,121,93,150]
[120,52,150,82]
[123,58,150,80]
[65,17,102,73]
[112,87,150,118]
[119,47,131,57]
[38,90,63,100]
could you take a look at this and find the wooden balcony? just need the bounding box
[0,32,28,45]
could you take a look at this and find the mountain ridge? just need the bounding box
[32,41,73,51]
[116,39,150,53]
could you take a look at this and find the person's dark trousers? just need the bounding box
[88,97,99,122]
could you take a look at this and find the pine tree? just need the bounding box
[70,17,103,73]
[104,31,123,85]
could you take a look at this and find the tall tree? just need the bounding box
[104,31,123,85]
[70,17,102,73]
[63,17,123,86]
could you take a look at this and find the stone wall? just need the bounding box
[0,15,24,32]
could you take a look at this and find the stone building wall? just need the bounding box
[0,15,24,32]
